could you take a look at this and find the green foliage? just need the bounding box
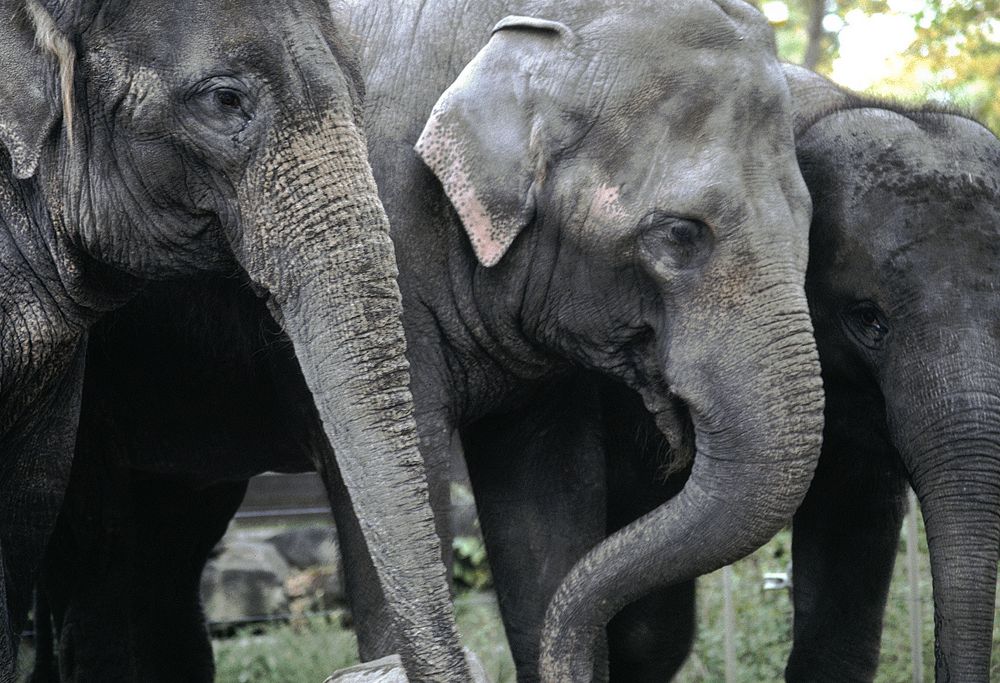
[213,614,358,683]
[908,0,1000,132]
[212,595,515,683]
[453,535,493,591]
[754,0,999,133]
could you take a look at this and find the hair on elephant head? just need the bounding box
[413,2,824,678]
[786,64,1000,682]
[0,1,465,679]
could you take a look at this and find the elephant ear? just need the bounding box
[415,16,573,267]
[0,0,73,179]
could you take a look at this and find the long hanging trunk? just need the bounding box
[539,293,824,681]
[888,346,1000,683]
[236,110,468,681]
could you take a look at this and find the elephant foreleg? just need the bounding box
[462,376,608,683]
[785,427,907,682]
[43,457,246,683]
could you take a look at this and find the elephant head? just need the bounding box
[0,1,464,678]
[413,2,824,677]
[795,82,1000,680]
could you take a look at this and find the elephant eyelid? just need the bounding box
[187,77,256,112]
[636,211,709,242]
[635,211,714,274]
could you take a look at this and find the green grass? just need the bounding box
[213,516,1000,682]
[212,594,516,683]
[675,518,1000,682]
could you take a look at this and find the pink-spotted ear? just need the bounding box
[415,16,573,267]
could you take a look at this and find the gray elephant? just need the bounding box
[0,0,463,680]
[784,64,1000,682]
[459,66,1000,681]
[35,0,824,681]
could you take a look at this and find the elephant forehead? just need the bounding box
[573,0,775,54]
[83,1,345,101]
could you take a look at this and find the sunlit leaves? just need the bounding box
[749,0,999,133]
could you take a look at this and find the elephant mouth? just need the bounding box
[638,382,696,479]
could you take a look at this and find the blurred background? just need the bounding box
[755,0,998,133]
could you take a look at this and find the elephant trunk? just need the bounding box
[889,346,1000,683]
[235,110,468,681]
[539,288,824,681]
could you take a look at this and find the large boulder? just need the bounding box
[200,540,291,624]
[269,526,340,570]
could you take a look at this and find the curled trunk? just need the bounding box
[235,110,468,681]
[539,296,824,681]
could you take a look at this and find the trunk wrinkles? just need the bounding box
[893,358,1000,683]
[538,307,823,682]
[234,109,469,680]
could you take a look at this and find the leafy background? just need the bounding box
[754,0,998,132]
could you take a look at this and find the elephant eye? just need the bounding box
[636,211,713,271]
[215,89,243,111]
[186,78,256,139]
[845,302,890,349]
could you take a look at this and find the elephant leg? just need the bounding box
[0,342,87,681]
[45,463,245,683]
[125,476,246,683]
[462,376,608,682]
[784,432,907,682]
[606,583,695,682]
[601,380,695,681]
[326,455,394,661]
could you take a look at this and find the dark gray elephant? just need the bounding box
[461,67,1000,682]
[35,1,824,681]
[783,64,1000,682]
[0,1,464,681]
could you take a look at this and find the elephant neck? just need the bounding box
[401,237,569,430]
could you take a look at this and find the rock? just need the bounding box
[325,649,491,683]
[200,540,291,624]
[324,655,408,683]
[269,526,341,570]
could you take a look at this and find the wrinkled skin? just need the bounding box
[357,3,822,679]
[37,1,823,681]
[470,68,1000,682]
[785,66,1000,683]
[0,1,463,681]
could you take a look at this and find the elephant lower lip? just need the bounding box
[640,386,696,478]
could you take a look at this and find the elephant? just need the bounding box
[0,0,464,681]
[34,0,826,681]
[783,64,1000,682]
[460,66,1000,682]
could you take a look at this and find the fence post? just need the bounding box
[906,489,923,683]
[723,564,736,682]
